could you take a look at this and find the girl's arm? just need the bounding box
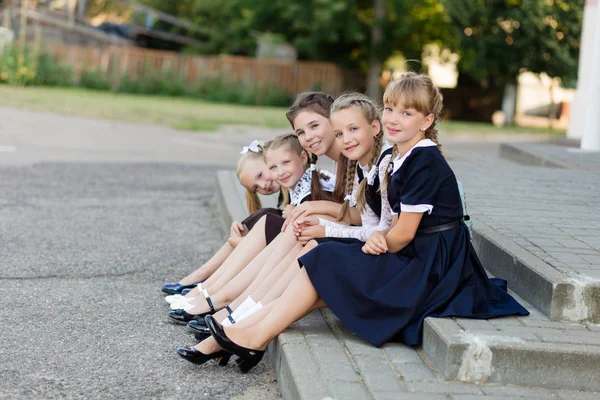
[385,212,423,253]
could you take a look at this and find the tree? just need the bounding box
[134,0,450,98]
[443,0,584,125]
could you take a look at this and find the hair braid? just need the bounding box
[337,159,358,223]
[382,146,399,190]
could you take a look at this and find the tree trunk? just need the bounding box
[501,76,518,126]
[366,0,385,100]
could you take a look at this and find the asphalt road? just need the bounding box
[0,108,281,399]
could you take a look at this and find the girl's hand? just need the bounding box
[230,221,248,237]
[291,216,319,237]
[283,202,315,230]
[227,236,244,248]
[296,225,325,245]
[282,204,296,219]
[362,231,388,255]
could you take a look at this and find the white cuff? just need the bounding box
[400,203,433,214]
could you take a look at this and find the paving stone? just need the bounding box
[374,394,445,400]
[319,361,361,383]
[586,323,600,332]
[466,326,541,342]
[405,382,483,395]
[451,396,509,400]
[456,318,499,331]
[481,385,560,398]
[552,238,593,250]
[557,389,600,399]
[381,343,423,364]
[519,319,587,331]
[487,317,524,328]
[536,331,600,346]
[327,381,370,400]
[392,362,437,382]
[355,356,404,394]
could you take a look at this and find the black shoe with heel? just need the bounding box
[168,309,212,324]
[177,346,232,366]
[205,315,264,373]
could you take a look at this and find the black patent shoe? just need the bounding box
[177,346,231,366]
[205,315,265,373]
[188,319,210,333]
[168,309,212,324]
[162,283,198,295]
[195,331,211,341]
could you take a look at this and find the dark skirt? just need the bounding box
[298,226,529,347]
[242,208,284,245]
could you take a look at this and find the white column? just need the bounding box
[580,1,600,151]
[567,0,597,141]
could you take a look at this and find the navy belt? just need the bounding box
[417,218,465,235]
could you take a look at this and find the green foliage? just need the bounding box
[137,0,450,71]
[119,69,187,97]
[33,53,74,87]
[79,69,111,91]
[191,77,292,107]
[0,44,37,86]
[443,0,584,84]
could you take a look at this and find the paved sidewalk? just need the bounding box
[500,140,599,172]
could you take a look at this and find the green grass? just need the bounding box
[0,85,290,131]
[0,85,566,136]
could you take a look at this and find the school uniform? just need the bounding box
[299,139,529,347]
[244,168,335,244]
[316,143,393,242]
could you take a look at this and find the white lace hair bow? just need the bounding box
[240,140,261,155]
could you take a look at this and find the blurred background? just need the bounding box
[0,0,589,137]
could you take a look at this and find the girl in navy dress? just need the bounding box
[200,72,529,373]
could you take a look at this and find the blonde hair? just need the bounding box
[236,143,269,214]
[382,72,444,188]
[265,133,331,208]
[330,93,384,223]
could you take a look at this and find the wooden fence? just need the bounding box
[44,43,346,95]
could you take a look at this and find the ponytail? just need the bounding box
[244,189,262,214]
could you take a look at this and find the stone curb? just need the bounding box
[499,142,570,169]
[470,217,600,323]
[423,316,600,392]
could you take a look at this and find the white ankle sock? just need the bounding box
[231,296,256,320]
[165,294,183,304]
[237,302,263,322]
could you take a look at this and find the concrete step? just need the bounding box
[422,293,600,392]
[470,218,600,323]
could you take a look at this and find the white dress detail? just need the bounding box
[317,146,394,242]
[290,168,336,206]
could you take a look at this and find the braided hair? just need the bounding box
[330,93,385,223]
[286,92,347,204]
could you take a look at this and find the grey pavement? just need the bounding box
[0,108,281,399]
[500,140,600,172]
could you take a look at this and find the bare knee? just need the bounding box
[305,240,319,250]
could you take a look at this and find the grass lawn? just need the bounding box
[0,85,565,136]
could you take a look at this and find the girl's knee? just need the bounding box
[306,239,319,250]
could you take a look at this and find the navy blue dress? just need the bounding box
[298,145,529,347]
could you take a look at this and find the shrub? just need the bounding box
[79,69,111,91]
[33,52,74,87]
[0,44,36,86]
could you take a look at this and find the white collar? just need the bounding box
[391,139,437,174]
[344,142,393,204]
[290,168,335,206]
